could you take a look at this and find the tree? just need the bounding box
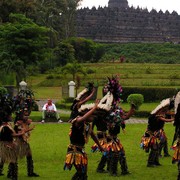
[66,37,96,62]
[0,0,37,23]
[35,0,83,40]
[54,42,75,66]
[0,13,50,87]
[61,61,86,81]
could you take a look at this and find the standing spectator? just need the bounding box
[41,99,62,123]
[120,56,125,63]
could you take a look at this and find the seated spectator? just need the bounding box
[41,99,62,123]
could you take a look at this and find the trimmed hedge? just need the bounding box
[133,110,150,118]
[122,87,178,102]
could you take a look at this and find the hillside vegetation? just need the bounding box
[101,43,180,64]
[28,63,180,88]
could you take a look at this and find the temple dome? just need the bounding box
[108,0,129,8]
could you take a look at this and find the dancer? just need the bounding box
[13,94,39,177]
[0,92,25,180]
[14,116,39,177]
[107,104,135,176]
[91,84,110,173]
[91,76,135,176]
[91,115,109,173]
[91,79,122,174]
[64,99,105,180]
[171,91,180,180]
[141,98,174,167]
[158,97,175,157]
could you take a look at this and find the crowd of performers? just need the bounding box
[140,91,180,180]
[0,77,180,180]
[64,76,136,179]
[0,87,39,180]
[64,76,180,180]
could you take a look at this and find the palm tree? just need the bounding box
[61,61,86,81]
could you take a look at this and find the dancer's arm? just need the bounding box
[90,131,104,152]
[121,104,136,120]
[158,115,174,122]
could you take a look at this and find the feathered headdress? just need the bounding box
[0,88,13,123]
[75,82,94,101]
[175,91,180,114]
[79,75,122,112]
[106,75,123,105]
[151,98,171,115]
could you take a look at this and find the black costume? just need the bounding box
[0,90,18,180]
[64,118,92,180]
[0,122,18,180]
[145,114,162,166]
[159,98,175,157]
[172,99,180,180]
[91,117,109,173]
[106,109,129,176]
[14,119,39,177]
[13,92,39,177]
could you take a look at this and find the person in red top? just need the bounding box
[41,99,62,123]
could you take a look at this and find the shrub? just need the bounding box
[134,110,149,117]
[32,102,39,111]
[64,97,74,103]
[46,75,54,79]
[145,67,153,74]
[86,68,96,74]
[127,94,144,110]
[122,87,178,102]
[0,86,8,95]
[55,98,73,109]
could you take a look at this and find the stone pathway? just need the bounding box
[125,118,147,124]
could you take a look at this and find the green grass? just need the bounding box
[3,123,177,180]
[30,110,71,122]
[31,87,62,99]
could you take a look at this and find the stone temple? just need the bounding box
[76,0,180,43]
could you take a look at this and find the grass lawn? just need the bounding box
[3,123,177,180]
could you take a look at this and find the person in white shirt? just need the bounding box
[41,99,62,123]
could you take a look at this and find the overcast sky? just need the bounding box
[79,0,180,14]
